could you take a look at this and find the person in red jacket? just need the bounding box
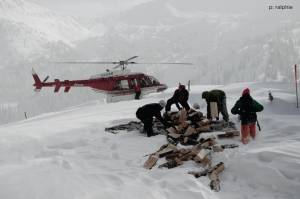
[134,84,141,100]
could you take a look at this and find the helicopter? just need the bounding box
[32,56,192,102]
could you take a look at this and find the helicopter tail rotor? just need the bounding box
[32,68,42,91]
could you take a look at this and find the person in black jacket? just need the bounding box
[136,100,170,137]
[165,85,190,112]
[231,88,264,144]
[202,89,229,122]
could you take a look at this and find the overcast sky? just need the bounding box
[29,0,299,20]
[29,0,152,17]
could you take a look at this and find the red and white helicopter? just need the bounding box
[32,56,192,102]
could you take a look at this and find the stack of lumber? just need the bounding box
[143,136,238,191]
[105,109,241,191]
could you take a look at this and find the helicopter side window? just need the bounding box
[120,80,129,89]
[115,80,129,89]
[129,79,136,89]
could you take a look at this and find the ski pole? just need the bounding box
[257,120,261,131]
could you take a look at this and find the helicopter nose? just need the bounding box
[158,84,168,92]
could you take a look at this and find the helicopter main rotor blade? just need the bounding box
[52,61,119,64]
[130,62,194,65]
[125,56,138,62]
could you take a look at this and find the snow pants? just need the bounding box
[241,123,256,144]
[135,91,141,100]
[136,112,154,137]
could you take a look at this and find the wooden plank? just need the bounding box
[193,150,211,167]
[166,127,178,134]
[183,126,197,137]
[157,144,178,158]
[208,162,225,181]
[168,132,182,139]
[195,125,212,133]
[208,162,225,192]
[178,109,187,124]
[201,156,212,167]
[180,121,190,128]
[143,154,159,170]
[217,130,240,139]
[193,137,216,150]
[196,149,211,159]
[174,125,185,133]
[210,102,218,119]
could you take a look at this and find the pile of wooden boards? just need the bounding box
[143,137,238,191]
[143,109,240,192]
[164,109,239,146]
[105,109,241,191]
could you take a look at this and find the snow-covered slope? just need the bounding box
[0,82,299,199]
[0,0,97,58]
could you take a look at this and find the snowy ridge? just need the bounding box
[0,82,299,199]
[0,0,94,44]
[0,0,99,58]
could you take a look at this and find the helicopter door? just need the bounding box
[115,79,129,90]
[129,79,136,89]
[120,80,129,89]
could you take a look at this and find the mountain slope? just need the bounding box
[0,0,97,58]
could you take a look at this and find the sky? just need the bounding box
[28,0,300,19]
[29,0,152,17]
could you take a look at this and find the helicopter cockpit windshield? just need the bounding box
[148,76,160,85]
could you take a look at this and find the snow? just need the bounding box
[0,0,95,44]
[0,82,299,199]
[0,0,102,58]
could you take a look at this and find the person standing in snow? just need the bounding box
[165,84,190,113]
[202,89,229,122]
[136,100,170,137]
[268,90,274,102]
[134,84,141,100]
[231,88,264,144]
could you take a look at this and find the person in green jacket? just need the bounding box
[231,88,264,144]
[202,89,229,122]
